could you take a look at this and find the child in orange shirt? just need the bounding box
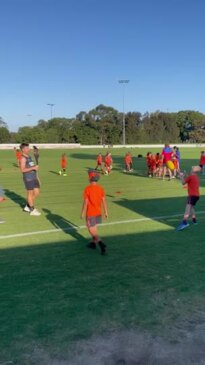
[81,169,108,254]
[59,153,67,176]
[124,153,131,172]
[15,149,22,167]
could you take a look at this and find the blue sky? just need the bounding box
[1,0,205,131]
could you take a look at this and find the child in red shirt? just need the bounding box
[95,153,103,171]
[81,169,108,254]
[199,151,205,175]
[146,152,152,177]
[177,166,201,230]
[104,152,113,175]
[124,153,132,172]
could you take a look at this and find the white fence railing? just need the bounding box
[0,143,205,150]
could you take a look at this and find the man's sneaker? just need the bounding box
[30,208,41,216]
[87,242,96,249]
[23,205,31,213]
[63,173,67,176]
[0,219,5,223]
[177,222,190,231]
[98,241,106,255]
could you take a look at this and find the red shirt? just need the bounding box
[104,156,112,166]
[199,155,205,166]
[83,184,105,216]
[185,175,200,197]
[97,155,103,164]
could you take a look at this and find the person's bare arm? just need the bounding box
[102,197,108,218]
[81,199,88,219]
[20,157,38,173]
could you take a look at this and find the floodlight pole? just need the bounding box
[118,80,130,145]
[47,103,55,119]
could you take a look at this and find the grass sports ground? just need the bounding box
[1,147,205,365]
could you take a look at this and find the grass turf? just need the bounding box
[0,147,205,363]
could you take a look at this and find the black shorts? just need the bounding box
[187,196,199,206]
[23,178,40,191]
[86,215,102,227]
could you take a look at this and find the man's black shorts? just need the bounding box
[187,196,199,206]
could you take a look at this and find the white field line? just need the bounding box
[0,210,205,240]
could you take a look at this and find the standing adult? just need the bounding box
[20,143,41,216]
[161,144,174,180]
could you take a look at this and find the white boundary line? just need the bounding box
[0,210,205,240]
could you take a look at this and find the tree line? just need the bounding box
[1,105,205,144]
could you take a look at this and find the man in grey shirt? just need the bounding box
[20,143,41,216]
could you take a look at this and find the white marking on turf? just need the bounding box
[0,210,205,240]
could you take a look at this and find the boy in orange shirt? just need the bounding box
[81,169,108,254]
[59,153,67,176]
[177,166,201,230]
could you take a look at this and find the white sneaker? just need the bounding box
[30,208,41,216]
[0,219,5,223]
[23,205,31,213]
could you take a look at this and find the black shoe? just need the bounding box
[87,242,96,249]
[98,241,106,255]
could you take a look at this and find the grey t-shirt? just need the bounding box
[23,155,36,181]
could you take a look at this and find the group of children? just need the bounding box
[146,145,180,179]
[96,152,113,175]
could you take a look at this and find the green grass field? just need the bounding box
[1,147,205,364]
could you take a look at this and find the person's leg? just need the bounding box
[27,190,35,209]
[88,225,100,244]
[33,187,40,200]
[183,203,192,222]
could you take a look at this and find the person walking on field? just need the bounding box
[81,169,108,255]
[177,166,201,231]
[20,143,41,216]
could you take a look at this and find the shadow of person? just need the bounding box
[42,208,85,242]
[4,188,25,208]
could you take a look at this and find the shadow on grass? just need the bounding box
[4,188,25,208]
[42,208,84,241]
[1,223,205,364]
[49,170,60,175]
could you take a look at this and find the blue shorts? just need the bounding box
[86,215,102,227]
[23,177,40,191]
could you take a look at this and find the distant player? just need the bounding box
[59,153,67,176]
[161,144,174,180]
[199,151,205,176]
[124,153,131,172]
[81,169,108,255]
[33,146,39,165]
[15,148,22,167]
[146,152,152,177]
[20,143,41,216]
[95,153,103,171]
[104,152,112,175]
[177,166,201,230]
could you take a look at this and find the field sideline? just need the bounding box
[1,147,205,364]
